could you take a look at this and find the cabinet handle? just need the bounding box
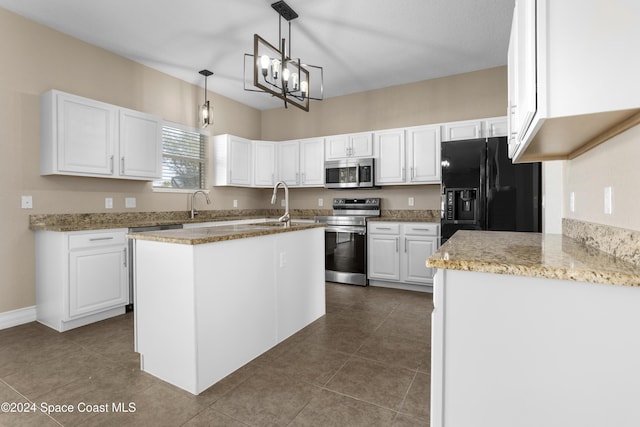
[89,236,114,241]
[110,155,114,173]
[123,247,127,267]
[121,157,125,173]
[404,237,407,253]
[395,237,399,252]
[301,172,305,184]
[411,167,414,180]
[296,172,300,185]
[376,227,392,230]
[412,228,431,231]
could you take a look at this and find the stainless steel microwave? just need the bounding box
[324,158,376,189]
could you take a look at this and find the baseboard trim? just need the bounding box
[369,280,433,293]
[0,306,37,330]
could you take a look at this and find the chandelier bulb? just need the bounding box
[260,55,270,77]
[300,80,308,99]
[282,68,290,82]
[291,73,299,91]
[271,59,281,80]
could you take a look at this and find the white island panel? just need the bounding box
[134,227,325,395]
[432,268,640,427]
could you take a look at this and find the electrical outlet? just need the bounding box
[125,197,136,208]
[21,195,33,209]
[318,198,324,207]
[604,186,613,215]
[570,192,575,213]
[105,197,113,209]
[281,199,285,207]
[408,197,415,207]
[233,199,238,208]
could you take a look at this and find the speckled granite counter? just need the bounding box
[29,209,327,232]
[128,222,325,245]
[370,210,440,223]
[427,230,640,287]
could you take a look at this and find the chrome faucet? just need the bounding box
[190,190,211,219]
[271,181,290,227]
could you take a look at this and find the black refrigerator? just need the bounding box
[440,137,541,244]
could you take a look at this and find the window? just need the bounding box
[153,123,208,190]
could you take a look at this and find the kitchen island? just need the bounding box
[427,230,640,427]
[129,222,325,395]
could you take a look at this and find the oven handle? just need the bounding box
[324,226,366,235]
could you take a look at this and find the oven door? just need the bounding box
[324,225,368,286]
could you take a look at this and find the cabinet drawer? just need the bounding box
[368,223,400,235]
[69,230,127,249]
[402,223,440,236]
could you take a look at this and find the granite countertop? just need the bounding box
[128,222,325,245]
[29,210,321,232]
[427,230,640,287]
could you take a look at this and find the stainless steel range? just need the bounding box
[315,198,381,286]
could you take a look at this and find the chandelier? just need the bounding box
[244,1,324,111]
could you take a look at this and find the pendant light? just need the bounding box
[199,69,213,127]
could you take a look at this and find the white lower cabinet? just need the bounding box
[36,229,129,332]
[368,222,440,291]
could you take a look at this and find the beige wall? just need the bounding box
[564,124,640,232]
[0,8,263,313]
[1,7,508,314]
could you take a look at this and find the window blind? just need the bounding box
[154,124,208,190]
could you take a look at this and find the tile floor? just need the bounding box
[0,283,431,426]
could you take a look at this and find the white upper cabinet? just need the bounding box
[42,91,117,177]
[252,141,276,187]
[299,138,324,186]
[442,117,508,142]
[119,109,162,179]
[442,119,482,141]
[406,125,441,184]
[325,132,373,160]
[484,117,509,138]
[40,90,161,180]
[213,134,252,186]
[510,0,640,162]
[374,129,405,185]
[277,140,300,186]
[374,125,441,185]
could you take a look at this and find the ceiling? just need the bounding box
[0,0,515,111]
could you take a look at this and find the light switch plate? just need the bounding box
[125,197,136,208]
[408,197,415,207]
[105,197,113,209]
[318,198,324,207]
[233,199,238,208]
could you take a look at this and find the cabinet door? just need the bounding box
[69,245,128,318]
[514,0,537,140]
[443,120,482,141]
[374,129,405,184]
[119,109,162,179]
[349,132,374,158]
[407,125,441,183]
[368,234,400,281]
[277,141,300,185]
[57,94,117,175]
[325,135,349,160]
[402,236,437,284]
[253,141,276,187]
[484,117,509,138]
[229,136,252,186]
[299,138,324,186]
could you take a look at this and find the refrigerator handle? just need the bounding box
[479,145,488,230]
